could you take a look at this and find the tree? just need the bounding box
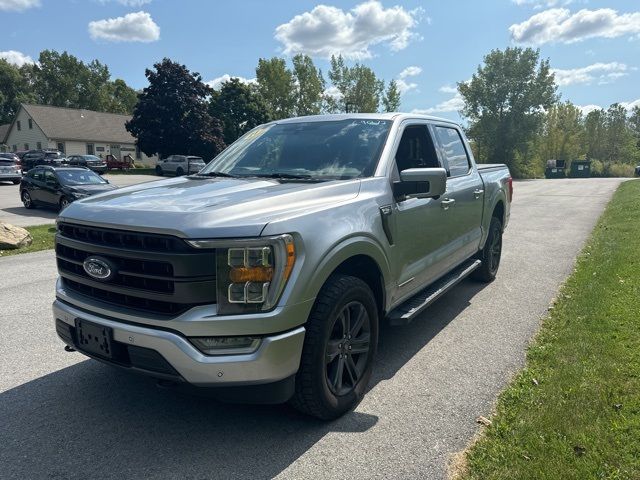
[292,54,325,116]
[603,103,638,164]
[383,79,401,112]
[458,47,557,176]
[536,101,584,163]
[0,60,35,124]
[30,50,138,114]
[255,57,296,120]
[126,58,225,159]
[209,78,270,144]
[326,55,384,113]
[629,105,640,149]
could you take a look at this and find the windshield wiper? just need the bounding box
[193,171,236,178]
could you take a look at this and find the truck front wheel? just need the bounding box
[291,274,378,420]
[472,216,503,282]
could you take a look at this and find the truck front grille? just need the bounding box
[56,223,216,317]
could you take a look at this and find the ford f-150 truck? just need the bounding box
[53,113,512,419]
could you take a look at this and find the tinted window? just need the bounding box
[395,125,439,172]
[32,169,44,181]
[44,171,57,183]
[434,127,470,177]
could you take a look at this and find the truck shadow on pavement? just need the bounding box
[1,206,58,220]
[0,280,486,480]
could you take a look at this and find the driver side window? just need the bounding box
[394,125,440,173]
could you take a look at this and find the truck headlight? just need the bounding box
[187,235,296,315]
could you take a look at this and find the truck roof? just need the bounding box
[274,112,460,127]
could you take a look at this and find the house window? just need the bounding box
[86,143,94,155]
[28,119,33,129]
[57,142,65,153]
[36,142,42,149]
[17,121,21,131]
[24,143,29,150]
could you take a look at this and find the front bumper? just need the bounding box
[0,173,21,181]
[53,298,306,387]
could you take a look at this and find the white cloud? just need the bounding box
[206,74,256,90]
[88,11,160,42]
[621,99,640,111]
[577,104,602,115]
[274,1,423,59]
[396,65,422,94]
[552,62,629,86]
[438,84,458,94]
[512,0,573,9]
[398,66,422,79]
[412,93,464,115]
[324,85,343,101]
[0,0,39,11]
[97,0,151,6]
[0,50,35,67]
[510,8,640,45]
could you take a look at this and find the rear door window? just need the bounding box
[433,126,470,177]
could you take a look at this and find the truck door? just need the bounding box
[432,125,483,266]
[391,123,453,304]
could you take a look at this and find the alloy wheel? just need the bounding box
[22,191,31,208]
[325,301,371,396]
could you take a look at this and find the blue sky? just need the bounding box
[1,0,639,121]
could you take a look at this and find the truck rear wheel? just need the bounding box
[472,216,503,282]
[290,274,378,420]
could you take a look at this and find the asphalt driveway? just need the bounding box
[0,178,626,479]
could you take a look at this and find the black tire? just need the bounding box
[21,190,35,209]
[290,274,379,420]
[155,166,163,176]
[176,167,184,176]
[59,196,71,211]
[472,216,503,282]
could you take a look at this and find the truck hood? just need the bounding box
[59,176,361,238]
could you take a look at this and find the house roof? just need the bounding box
[0,123,10,144]
[20,104,136,144]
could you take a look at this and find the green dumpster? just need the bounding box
[569,160,591,178]
[545,159,566,179]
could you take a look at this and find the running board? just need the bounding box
[387,259,481,326]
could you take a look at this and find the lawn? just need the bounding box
[459,179,640,480]
[0,224,56,257]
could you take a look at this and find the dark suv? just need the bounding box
[66,155,108,174]
[21,150,66,172]
[20,166,117,211]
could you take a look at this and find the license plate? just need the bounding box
[75,319,114,359]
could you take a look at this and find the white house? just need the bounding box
[3,104,158,165]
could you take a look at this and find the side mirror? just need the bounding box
[393,167,447,199]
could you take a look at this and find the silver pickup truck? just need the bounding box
[53,113,511,419]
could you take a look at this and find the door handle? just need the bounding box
[441,198,456,210]
[473,189,484,199]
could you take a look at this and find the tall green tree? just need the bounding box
[209,78,270,144]
[603,104,638,164]
[458,47,557,176]
[0,60,35,124]
[292,54,325,116]
[536,101,584,163]
[629,105,640,149]
[383,79,401,112]
[255,57,296,120]
[126,58,225,159]
[326,55,384,113]
[584,109,607,161]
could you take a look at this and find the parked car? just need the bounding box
[635,165,640,177]
[52,113,512,419]
[66,155,108,174]
[20,166,117,211]
[21,150,66,172]
[0,154,22,184]
[156,155,206,176]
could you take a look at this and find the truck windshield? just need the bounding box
[200,119,392,180]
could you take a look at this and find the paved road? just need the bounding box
[0,178,626,480]
[0,173,158,227]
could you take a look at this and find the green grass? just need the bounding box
[460,179,640,480]
[0,224,56,257]
[104,168,156,175]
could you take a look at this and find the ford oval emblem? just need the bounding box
[83,256,114,281]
